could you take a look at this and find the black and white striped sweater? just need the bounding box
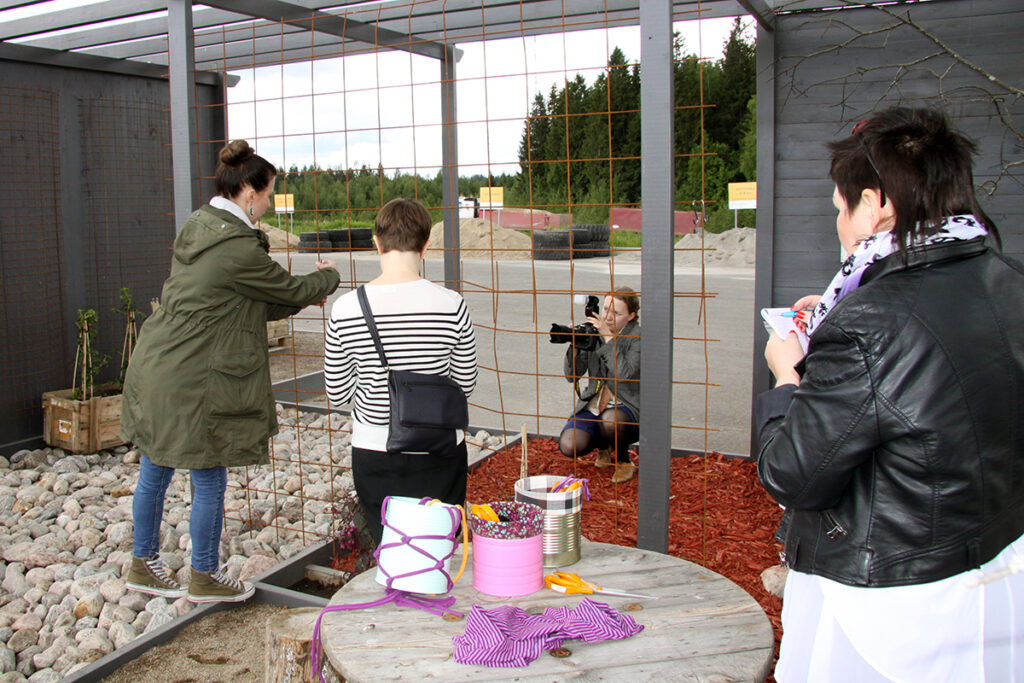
[324,279,477,451]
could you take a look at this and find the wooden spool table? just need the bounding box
[320,540,774,681]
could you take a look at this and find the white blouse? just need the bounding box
[776,532,1024,682]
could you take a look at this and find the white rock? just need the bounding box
[2,570,30,597]
[171,597,193,618]
[103,522,132,549]
[760,565,788,598]
[238,555,277,581]
[1,544,57,569]
[11,613,43,632]
[76,630,113,658]
[142,609,174,634]
[24,569,54,591]
[7,627,39,653]
[107,621,137,649]
[27,669,61,683]
[60,499,81,518]
[98,579,126,604]
[97,602,117,630]
[31,644,58,670]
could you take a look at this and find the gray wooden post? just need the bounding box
[637,0,674,553]
[168,0,197,230]
[750,24,776,456]
[440,47,461,292]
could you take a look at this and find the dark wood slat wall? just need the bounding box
[770,0,1023,291]
[0,60,223,453]
[751,0,1023,414]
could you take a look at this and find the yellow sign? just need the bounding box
[728,182,756,210]
[479,186,504,208]
[273,194,295,213]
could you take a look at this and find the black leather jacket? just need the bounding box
[755,238,1024,587]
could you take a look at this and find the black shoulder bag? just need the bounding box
[356,286,469,454]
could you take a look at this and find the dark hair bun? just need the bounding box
[219,140,255,166]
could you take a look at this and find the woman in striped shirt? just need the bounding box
[324,198,478,545]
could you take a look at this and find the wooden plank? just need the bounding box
[304,564,348,586]
[319,540,773,682]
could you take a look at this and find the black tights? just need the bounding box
[558,407,634,463]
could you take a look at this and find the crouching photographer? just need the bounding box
[552,287,641,483]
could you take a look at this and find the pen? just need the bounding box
[781,311,799,317]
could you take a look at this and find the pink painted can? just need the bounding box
[472,532,544,597]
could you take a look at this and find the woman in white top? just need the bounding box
[324,198,477,545]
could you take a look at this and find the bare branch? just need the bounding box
[776,2,1023,195]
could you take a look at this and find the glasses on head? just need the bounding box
[852,119,886,206]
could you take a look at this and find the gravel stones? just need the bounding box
[1,409,507,679]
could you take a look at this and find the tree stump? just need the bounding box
[265,607,340,683]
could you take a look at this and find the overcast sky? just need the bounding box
[226,17,747,177]
[1,2,746,178]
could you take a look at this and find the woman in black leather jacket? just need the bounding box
[755,107,1024,681]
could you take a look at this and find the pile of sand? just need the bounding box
[674,227,755,268]
[426,217,534,260]
[259,221,300,250]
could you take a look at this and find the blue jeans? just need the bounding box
[132,454,227,573]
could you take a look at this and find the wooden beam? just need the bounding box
[0,40,228,85]
[201,0,456,61]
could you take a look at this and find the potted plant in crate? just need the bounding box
[42,288,142,453]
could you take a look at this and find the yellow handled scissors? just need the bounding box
[544,572,657,600]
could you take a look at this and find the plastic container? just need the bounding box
[374,496,462,594]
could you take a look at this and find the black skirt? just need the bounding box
[352,441,468,546]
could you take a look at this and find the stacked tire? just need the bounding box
[297,229,374,253]
[297,232,329,253]
[571,224,611,258]
[328,228,374,252]
[532,225,611,260]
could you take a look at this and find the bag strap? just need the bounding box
[356,285,390,372]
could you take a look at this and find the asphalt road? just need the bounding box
[271,251,756,456]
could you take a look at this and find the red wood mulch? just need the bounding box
[467,438,784,674]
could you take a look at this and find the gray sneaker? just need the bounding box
[187,567,255,603]
[126,555,187,598]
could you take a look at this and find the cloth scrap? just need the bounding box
[452,597,644,667]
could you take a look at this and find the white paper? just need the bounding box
[760,307,809,353]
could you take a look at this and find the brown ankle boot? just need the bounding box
[611,461,636,484]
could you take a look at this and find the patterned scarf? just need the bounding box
[806,214,988,335]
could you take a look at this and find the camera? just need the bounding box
[549,295,601,351]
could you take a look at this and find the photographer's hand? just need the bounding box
[590,314,613,343]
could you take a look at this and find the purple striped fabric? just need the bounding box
[452,598,644,667]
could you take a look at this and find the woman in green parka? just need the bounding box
[122,140,340,603]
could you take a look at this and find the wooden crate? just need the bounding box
[267,319,293,352]
[42,383,125,454]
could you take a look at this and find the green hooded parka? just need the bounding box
[121,205,340,469]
